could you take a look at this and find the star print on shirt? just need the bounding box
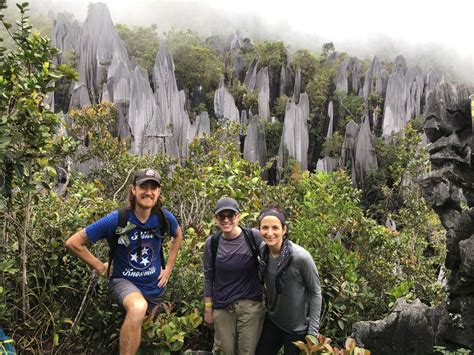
[127,241,156,271]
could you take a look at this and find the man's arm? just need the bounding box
[157,225,183,287]
[65,229,107,276]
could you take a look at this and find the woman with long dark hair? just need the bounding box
[256,206,322,355]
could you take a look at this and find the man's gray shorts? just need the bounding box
[109,278,163,310]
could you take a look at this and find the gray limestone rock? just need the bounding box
[128,66,157,154]
[334,57,362,95]
[353,299,437,354]
[278,93,309,171]
[213,77,240,122]
[327,101,334,138]
[382,57,424,136]
[243,117,267,167]
[70,3,129,106]
[52,12,81,64]
[353,117,378,188]
[293,67,302,104]
[362,56,389,100]
[418,83,474,350]
[226,31,242,51]
[255,67,270,120]
[316,156,337,172]
[279,64,293,97]
[244,56,259,91]
[424,68,444,103]
[153,43,191,160]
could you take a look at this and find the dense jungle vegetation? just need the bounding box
[0,3,447,353]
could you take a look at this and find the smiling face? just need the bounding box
[259,215,287,252]
[215,209,240,236]
[132,181,161,210]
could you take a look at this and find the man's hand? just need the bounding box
[157,267,172,288]
[204,308,214,327]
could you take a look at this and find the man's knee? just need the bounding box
[123,293,148,322]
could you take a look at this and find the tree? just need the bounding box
[0,1,77,317]
[290,49,318,91]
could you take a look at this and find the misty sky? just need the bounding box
[31,0,473,83]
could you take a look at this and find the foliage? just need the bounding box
[321,132,344,159]
[142,303,202,352]
[294,334,370,355]
[291,49,318,91]
[0,6,448,353]
[115,23,160,73]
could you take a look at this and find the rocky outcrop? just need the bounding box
[353,84,474,352]
[128,66,157,154]
[362,56,388,100]
[70,3,129,106]
[153,43,191,159]
[279,64,293,97]
[213,77,240,122]
[278,92,309,171]
[316,156,337,172]
[244,56,259,91]
[255,67,270,120]
[382,56,424,136]
[334,57,362,95]
[341,120,360,182]
[51,12,80,64]
[353,117,378,188]
[243,116,267,167]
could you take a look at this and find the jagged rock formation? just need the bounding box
[278,92,310,171]
[316,101,337,172]
[316,157,337,172]
[341,120,360,182]
[353,84,474,352]
[153,43,192,159]
[279,64,293,97]
[334,57,362,95]
[353,117,378,188]
[243,116,267,167]
[382,56,424,136]
[52,12,80,65]
[326,101,334,138]
[244,56,259,91]
[213,77,239,122]
[421,86,474,349]
[182,111,211,159]
[293,67,302,104]
[362,56,389,101]
[128,66,156,154]
[255,67,270,120]
[353,299,438,354]
[70,3,129,107]
[424,68,445,104]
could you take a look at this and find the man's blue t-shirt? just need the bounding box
[85,209,178,298]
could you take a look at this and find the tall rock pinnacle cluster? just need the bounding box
[54,3,210,162]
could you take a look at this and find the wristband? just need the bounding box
[204,302,212,308]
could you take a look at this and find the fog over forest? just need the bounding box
[20,0,474,84]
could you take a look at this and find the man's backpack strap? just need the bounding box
[108,207,130,276]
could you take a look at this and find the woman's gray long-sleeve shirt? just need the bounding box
[263,241,322,335]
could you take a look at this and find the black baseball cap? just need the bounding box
[133,168,161,186]
[215,197,240,214]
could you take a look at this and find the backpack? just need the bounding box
[107,206,170,276]
[210,227,262,283]
[0,326,15,354]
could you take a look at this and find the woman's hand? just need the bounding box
[204,308,214,327]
